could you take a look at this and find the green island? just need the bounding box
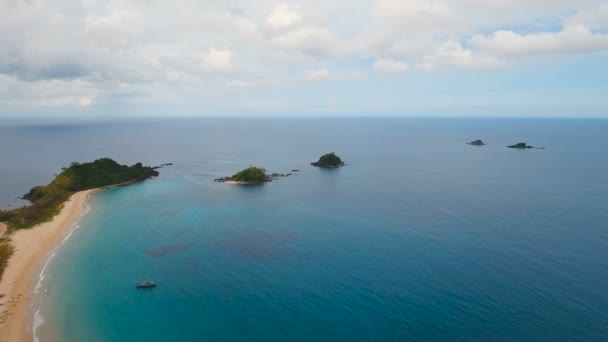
[508,142,534,149]
[229,166,270,184]
[0,158,159,280]
[214,166,294,184]
[311,152,345,168]
[0,158,159,232]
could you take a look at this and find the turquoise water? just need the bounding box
[1,118,607,340]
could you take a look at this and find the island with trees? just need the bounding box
[0,158,159,231]
[467,139,486,146]
[0,158,161,281]
[508,142,534,149]
[229,166,269,184]
[214,166,292,185]
[311,152,345,168]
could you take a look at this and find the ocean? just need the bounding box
[0,118,607,341]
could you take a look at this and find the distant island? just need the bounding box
[467,139,485,146]
[214,166,292,185]
[0,158,159,231]
[229,166,269,184]
[508,142,534,149]
[311,152,345,168]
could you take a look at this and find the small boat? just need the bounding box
[136,281,157,289]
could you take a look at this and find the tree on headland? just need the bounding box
[0,158,158,231]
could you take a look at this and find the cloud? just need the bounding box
[85,9,144,35]
[226,79,256,90]
[566,4,608,30]
[0,0,607,114]
[79,97,95,107]
[0,75,100,109]
[200,12,259,35]
[272,26,335,56]
[201,48,233,72]
[373,59,409,73]
[303,68,329,81]
[374,0,453,18]
[303,68,367,81]
[471,25,608,56]
[421,41,506,71]
[267,4,303,29]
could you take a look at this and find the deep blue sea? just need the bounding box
[0,118,607,341]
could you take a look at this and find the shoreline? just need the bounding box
[0,189,97,342]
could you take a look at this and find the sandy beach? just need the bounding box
[0,189,97,342]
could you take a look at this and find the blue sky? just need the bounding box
[1,0,607,117]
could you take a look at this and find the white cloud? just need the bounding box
[226,79,256,90]
[566,4,608,30]
[472,25,608,56]
[200,12,259,35]
[374,0,453,18]
[267,4,303,29]
[79,97,95,107]
[201,48,233,71]
[303,68,367,81]
[1,0,607,114]
[333,68,367,80]
[373,59,409,73]
[0,75,100,109]
[421,41,506,71]
[303,68,329,81]
[85,9,144,35]
[272,26,335,56]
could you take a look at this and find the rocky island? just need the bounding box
[214,166,292,185]
[508,142,534,149]
[467,139,485,146]
[311,152,345,168]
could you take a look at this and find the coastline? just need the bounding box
[0,189,97,342]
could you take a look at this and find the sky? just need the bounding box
[1,0,608,117]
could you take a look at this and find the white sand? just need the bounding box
[0,190,96,342]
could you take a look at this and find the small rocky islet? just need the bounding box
[508,142,545,149]
[215,153,346,185]
[467,139,485,146]
[508,142,534,149]
[465,140,545,149]
[311,152,345,168]
[214,166,292,185]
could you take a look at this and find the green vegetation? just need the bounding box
[0,158,158,282]
[230,166,269,184]
[508,142,533,149]
[0,158,158,231]
[312,152,344,168]
[0,239,14,281]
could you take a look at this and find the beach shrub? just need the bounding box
[0,240,14,283]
